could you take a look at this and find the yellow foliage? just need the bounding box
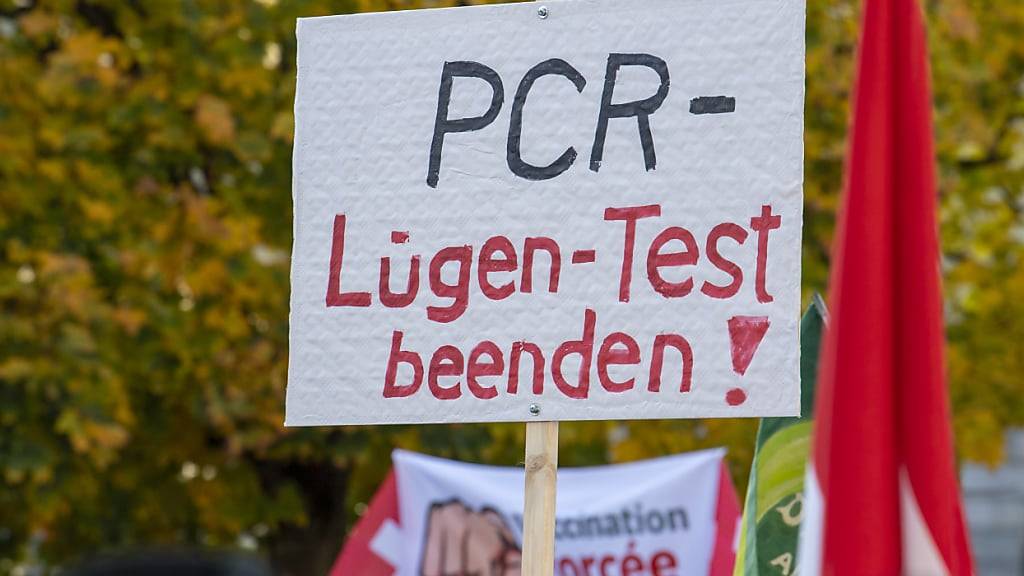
[195,94,237,145]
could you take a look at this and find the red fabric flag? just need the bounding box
[329,470,400,576]
[799,0,975,573]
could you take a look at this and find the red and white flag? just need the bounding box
[798,0,974,573]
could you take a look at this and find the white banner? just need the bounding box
[288,0,805,425]
[341,449,739,576]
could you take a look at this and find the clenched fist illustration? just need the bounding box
[420,500,522,576]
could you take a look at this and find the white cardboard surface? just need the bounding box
[288,0,805,426]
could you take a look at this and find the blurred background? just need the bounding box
[1,0,1022,574]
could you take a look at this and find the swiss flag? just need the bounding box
[798,0,975,574]
[329,471,400,576]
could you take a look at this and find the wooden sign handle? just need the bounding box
[522,420,558,576]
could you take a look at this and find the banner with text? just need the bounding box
[331,449,739,576]
[288,0,805,425]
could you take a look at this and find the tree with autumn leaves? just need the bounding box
[0,0,1022,574]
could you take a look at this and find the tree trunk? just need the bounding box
[263,461,350,576]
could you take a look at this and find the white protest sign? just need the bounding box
[288,0,805,426]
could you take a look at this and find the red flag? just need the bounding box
[799,0,975,573]
[329,470,400,576]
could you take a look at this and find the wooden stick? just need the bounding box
[522,420,558,576]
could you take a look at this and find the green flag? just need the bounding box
[733,296,826,576]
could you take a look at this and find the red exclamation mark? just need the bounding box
[726,315,771,406]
